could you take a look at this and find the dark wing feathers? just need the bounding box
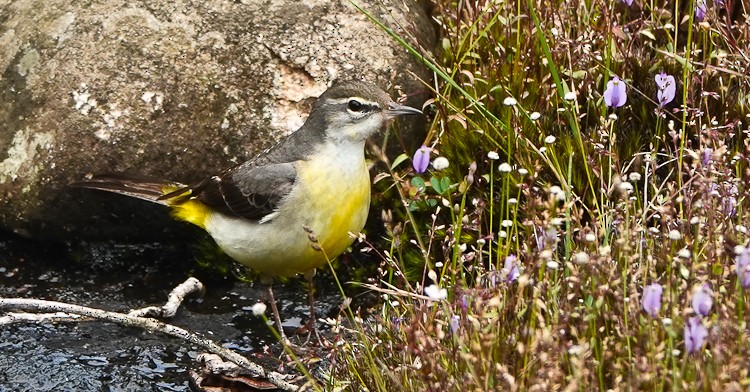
[169,161,297,221]
[76,159,298,222]
[72,174,183,205]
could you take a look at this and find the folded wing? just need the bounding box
[161,161,297,222]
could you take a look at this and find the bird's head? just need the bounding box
[309,80,422,143]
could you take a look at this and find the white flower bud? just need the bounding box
[432,157,450,170]
[251,303,267,316]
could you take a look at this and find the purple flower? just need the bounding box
[695,0,707,21]
[655,73,676,107]
[534,226,558,250]
[603,76,627,108]
[621,0,633,5]
[722,184,738,218]
[691,284,713,317]
[502,255,520,283]
[736,246,750,288]
[684,316,708,354]
[701,148,713,166]
[715,0,725,7]
[708,181,738,218]
[642,283,663,317]
[412,145,431,174]
[449,315,460,334]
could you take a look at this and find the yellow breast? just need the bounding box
[295,151,371,259]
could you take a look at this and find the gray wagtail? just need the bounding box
[73,80,422,341]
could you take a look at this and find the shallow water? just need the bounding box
[0,233,342,391]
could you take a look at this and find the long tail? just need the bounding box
[71,173,188,206]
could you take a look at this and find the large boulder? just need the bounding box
[0,0,434,240]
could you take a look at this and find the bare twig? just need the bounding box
[128,277,205,318]
[0,311,85,325]
[357,281,432,301]
[191,353,284,390]
[0,296,300,391]
[0,277,206,325]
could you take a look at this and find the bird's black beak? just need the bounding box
[385,101,423,119]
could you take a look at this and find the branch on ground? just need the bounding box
[0,278,301,392]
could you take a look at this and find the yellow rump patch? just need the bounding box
[161,186,210,229]
[170,199,210,229]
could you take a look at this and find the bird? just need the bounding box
[72,80,423,342]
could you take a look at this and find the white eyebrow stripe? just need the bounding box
[329,97,380,107]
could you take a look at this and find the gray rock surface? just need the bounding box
[0,0,434,240]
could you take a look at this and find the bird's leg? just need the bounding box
[303,269,320,344]
[265,283,289,344]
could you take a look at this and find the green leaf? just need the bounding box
[390,153,409,170]
[639,30,656,40]
[571,70,587,79]
[680,264,690,280]
[410,176,426,191]
[431,176,443,194]
[709,49,728,59]
[441,177,452,193]
[562,69,587,79]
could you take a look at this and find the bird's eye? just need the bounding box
[347,99,363,112]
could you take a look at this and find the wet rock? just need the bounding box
[0,0,435,240]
